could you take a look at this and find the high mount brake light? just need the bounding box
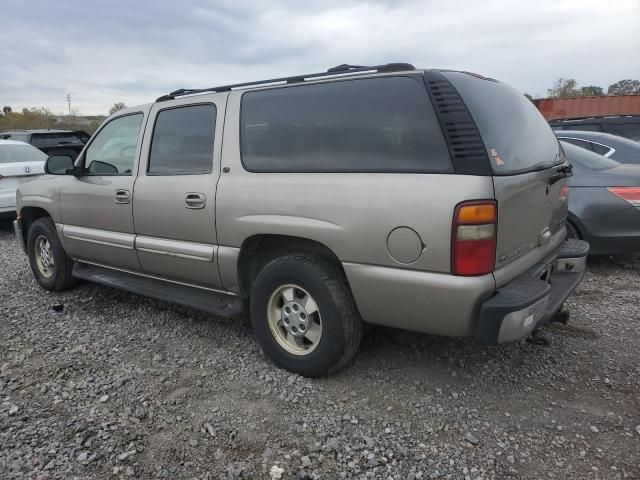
[607,187,640,207]
[452,201,497,276]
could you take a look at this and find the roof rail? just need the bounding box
[157,62,416,101]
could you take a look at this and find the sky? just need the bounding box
[1,0,639,116]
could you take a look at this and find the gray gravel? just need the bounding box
[1,219,639,479]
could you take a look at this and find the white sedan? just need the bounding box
[0,140,47,216]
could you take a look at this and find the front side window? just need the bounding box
[240,77,452,173]
[148,104,216,175]
[84,114,143,175]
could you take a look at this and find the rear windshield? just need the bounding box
[0,144,47,164]
[560,141,620,170]
[443,72,562,175]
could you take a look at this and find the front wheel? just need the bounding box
[27,217,77,291]
[250,254,363,377]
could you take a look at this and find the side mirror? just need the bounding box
[45,155,75,175]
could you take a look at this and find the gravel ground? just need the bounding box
[1,219,639,480]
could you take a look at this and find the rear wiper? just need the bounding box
[549,164,573,185]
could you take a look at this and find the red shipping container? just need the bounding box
[533,95,640,120]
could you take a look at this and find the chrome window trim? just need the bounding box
[557,136,616,158]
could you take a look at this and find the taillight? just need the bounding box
[452,201,497,276]
[607,187,640,207]
[560,185,570,202]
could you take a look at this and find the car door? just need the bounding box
[132,96,226,289]
[59,110,148,271]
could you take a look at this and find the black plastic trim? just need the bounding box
[72,262,243,317]
[423,71,492,176]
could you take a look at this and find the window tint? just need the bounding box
[559,138,594,151]
[85,114,143,175]
[240,77,451,173]
[560,141,620,170]
[0,144,47,164]
[565,124,601,132]
[443,72,562,175]
[590,142,613,156]
[148,104,216,174]
[602,123,640,141]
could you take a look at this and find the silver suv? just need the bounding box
[14,63,589,376]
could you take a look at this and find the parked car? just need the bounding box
[556,130,640,164]
[549,115,640,141]
[0,140,47,217]
[560,141,640,255]
[14,63,589,376]
[0,129,90,159]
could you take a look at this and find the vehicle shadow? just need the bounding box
[0,218,15,232]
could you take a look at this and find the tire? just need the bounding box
[566,221,580,240]
[27,217,77,291]
[250,254,363,377]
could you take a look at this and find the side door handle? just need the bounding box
[185,192,206,209]
[114,189,130,204]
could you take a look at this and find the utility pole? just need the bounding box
[67,94,71,116]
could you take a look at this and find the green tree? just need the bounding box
[607,79,640,95]
[547,78,581,98]
[2,106,11,115]
[579,85,604,96]
[109,102,127,115]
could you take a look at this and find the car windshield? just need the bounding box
[0,144,48,164]
[560,141,621,170]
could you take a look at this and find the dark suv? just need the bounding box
[549,115,640,141]
[0,129,90,159]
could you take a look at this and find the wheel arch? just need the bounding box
[566,212,586,240]
[237,234,346,299]
[19,206,53,248]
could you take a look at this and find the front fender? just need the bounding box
[17,175,64,223]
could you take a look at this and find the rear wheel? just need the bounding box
[250,254,362,377]
[27,217,77,291]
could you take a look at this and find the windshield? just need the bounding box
[0,144,47,164]
[443,71,562,175]
[560,141,621,170]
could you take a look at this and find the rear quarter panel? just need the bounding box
[217,91,495,275]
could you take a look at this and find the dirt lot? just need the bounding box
[1,219,639,480]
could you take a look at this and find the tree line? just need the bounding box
[0,103,127,134]
[545,78,640,98]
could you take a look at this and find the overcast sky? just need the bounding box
[2,0,639,115]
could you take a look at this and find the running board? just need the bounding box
[72,262,243,317]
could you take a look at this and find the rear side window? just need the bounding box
[560,141,620,170]
[444,72,562,175]
[590,142,613,156]
[148,104,216,175]
[240,77,452,173]
[0,144,47,164]
[559,138,594,151]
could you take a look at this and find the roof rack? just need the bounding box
[156,63,416,101]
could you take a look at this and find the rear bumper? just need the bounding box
[14,218,26,253]
[474,238,590,344]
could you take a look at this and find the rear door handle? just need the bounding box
[185,192,206,209]
[114,189,130,204]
